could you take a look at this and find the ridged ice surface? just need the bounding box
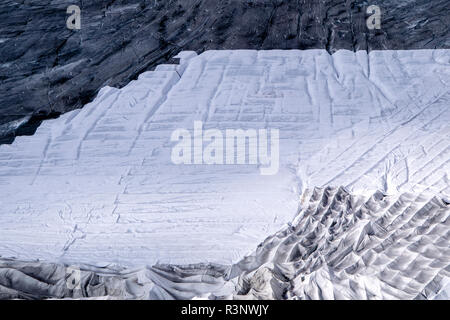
[230,187,450,300]
[1,187,448,300]
[0,49,449,269]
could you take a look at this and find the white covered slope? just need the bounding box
[0,49,449,299]
[1,186,448,300]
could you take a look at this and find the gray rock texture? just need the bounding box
[0,0,449,142]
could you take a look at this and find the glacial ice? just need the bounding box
[0,49,448,299]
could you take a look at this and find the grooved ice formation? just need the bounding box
[0,50,449,267]
[230,187,450,300]
[1,187,448,300]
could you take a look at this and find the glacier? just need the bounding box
[0,49,449,299]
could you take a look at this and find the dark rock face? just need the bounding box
[0,0,449,143]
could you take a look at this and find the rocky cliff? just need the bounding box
[0,0,449,143]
